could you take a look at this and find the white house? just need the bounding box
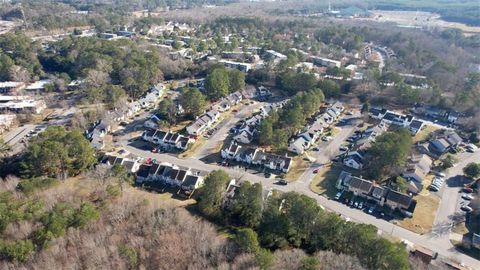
[343,151,365,170]
[186,110,220,136]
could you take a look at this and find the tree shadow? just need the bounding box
[446,175,471,188]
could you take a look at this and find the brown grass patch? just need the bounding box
[310,164,342,198]
[397,194,440,234]
[284,155,311,182]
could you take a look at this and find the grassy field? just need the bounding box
[284,155,311,182]
[397,194,440,234]
[310,164,342,198]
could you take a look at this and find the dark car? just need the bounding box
[276,179,288,185]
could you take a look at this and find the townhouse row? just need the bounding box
[142,129,193,151]
[288,101,345,155]
[221,142,292,173]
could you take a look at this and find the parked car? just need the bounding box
[368,206,375,214]
[432,183,442,189]
[429,185,440,192]
[276,179,288,185]
[460,205,473,212]
[339,146,349,152]
[322,136,332,142]
[346,111,354,115]
[313,169,319,174]
[462,194,474,200]
[358,202,363,209]
[435,172,446,178]
[334,192,343,200]
[349,200,354,207]
[354,201,359,208]
[463,188,474,193]
[312,147,319,151]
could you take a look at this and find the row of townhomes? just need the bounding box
[0,95,47,114]
[212,91,243,112]
[186,109,221,136]
[221,142,292,173]
[135,162,205,197]
[186,91,243,136]
[142,129,193,151]
[101,154,205,198]
[337,172,416,217]
[101,154,141,173]
[368,107,425,135]
[233,101,287,144]
[288,101,345,155]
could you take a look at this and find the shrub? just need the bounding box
[0,240,34,262]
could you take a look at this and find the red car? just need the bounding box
[232,109,238,113]
[151,148,159,153]
[313,169,319,174]
[463,188,474,193]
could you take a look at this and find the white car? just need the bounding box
[461,205,473,212]
[429,185,440,191]
[462,194,474,200]
[435,172,446,178]
[432,183,442,189]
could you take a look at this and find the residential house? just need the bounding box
[219,60,252,72]
[136,164,152,183]
[0,82,25,95]
[343,176,373,197]
[86,121,111,150]
[402,154,432,192]
[222,142,291,173]
[427,130,462,156]
[385,190,413,214]
[264,50,287,63]
[409,119,424,135]
[343,151,365,170]
[252,151,292,173]
[142,129,193,151]
[368,107,388,120]
[0,95,47,114]
[336,170,352,189]
[100,154,139,173]
[186,110,220,136]
[221,142,242,159]
[179,174,204,196]
[310,56,341,68]
[370,185,387,205]
[25,80,52,93]
[288,137,310,155]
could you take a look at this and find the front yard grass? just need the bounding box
[396,194,440,234]
[178,137,206,159]
[310,164,342,198]
[413,125,439,143]
[284,155,311,182]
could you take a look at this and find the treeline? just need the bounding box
[257,88,325,150]
[196,170,410,270]
[205,65,245,100]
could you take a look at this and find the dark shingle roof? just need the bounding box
[137,164,151,178]
[347,176,373,193]
[386,190,412,209]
